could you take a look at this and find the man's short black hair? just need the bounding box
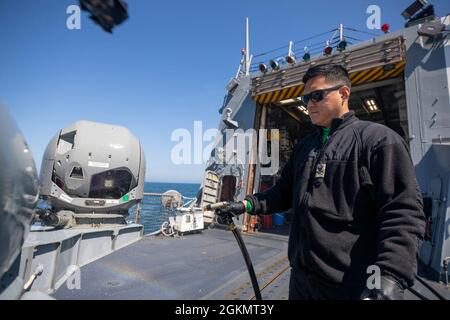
[302,64,351,89]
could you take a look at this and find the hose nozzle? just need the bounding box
[203,202,229,211]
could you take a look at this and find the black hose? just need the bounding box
[407,286,430,300]
[230,224,262,300]
[208,202,262,300]
[414,275,447,301]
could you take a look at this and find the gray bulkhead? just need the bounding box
[203,76,256,218]
[404,16,450,281]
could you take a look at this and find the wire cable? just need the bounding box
[253,28,338,58]
[344,26,379,37]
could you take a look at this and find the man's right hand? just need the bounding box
[361,275,405,300]
[222,201,247,216]
[244,195,264,215]
[211,195,262,219]
[214,201,246,225]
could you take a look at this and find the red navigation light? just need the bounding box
[381,23,390,34]
[324,46,333,55]
[285,55,296,65]
[259,64,268,73]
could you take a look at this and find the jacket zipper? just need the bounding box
[306,134,334,193]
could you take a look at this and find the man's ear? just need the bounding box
[340,86,351,101]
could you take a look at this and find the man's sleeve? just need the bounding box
[369,140,426,287]
[252,146,296,215]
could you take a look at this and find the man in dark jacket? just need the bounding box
[223,64,425,300]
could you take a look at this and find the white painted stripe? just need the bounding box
[88,161,110,169]
[59,193,73,203]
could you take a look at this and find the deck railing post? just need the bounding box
[135,200,142,224]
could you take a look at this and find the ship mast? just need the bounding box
[245,17,250,75]
[236,17,252,78]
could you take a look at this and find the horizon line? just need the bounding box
[145,180,201,185]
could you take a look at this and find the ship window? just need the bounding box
[89,168,135,199]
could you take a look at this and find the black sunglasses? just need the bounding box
[301,84,343,105]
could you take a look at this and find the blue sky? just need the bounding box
[1,0,448,183]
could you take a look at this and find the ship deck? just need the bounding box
[53,227,291,300]
[53,225,450,300]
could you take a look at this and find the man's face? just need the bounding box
[303,75,350,128]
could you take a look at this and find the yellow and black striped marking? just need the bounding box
[252,61,405,104]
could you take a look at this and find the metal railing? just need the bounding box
[129,192,196,234]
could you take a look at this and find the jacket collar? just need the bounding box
[313,111,358,136]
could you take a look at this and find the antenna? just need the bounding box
[337,23,347,52]
[236,18,251,78]
[288,41,294,56]
[245,17,250,76]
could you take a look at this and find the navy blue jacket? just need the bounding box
[254,111,425,288]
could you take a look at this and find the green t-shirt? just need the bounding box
[322,127,330,144]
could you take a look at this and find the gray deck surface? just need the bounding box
[54,228,290,300]
[405,276,450,300]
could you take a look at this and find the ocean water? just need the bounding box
[128,182,201,234]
